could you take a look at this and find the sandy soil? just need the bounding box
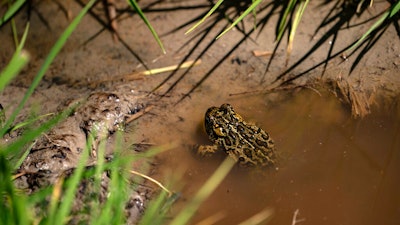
[1,0,400,224]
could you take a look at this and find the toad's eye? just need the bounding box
[213,126,226,137]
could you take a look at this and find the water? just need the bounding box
[152,89,400,225]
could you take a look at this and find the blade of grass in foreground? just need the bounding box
[0,152,30,225]
[0,0,97,137]
[4,104,76,160]
[0,0,26,27]
[139,188,169,225]
[0,23,30,93]
[0,50,30,93]
[94,132,129,224]
[46,137,91,225]
[237,207,274,225]
[169,157,235,225]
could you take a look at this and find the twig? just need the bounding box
[291,209,305,225]
[252,50,273,57]
[86,59,202,86]
[126,105,154,124]
[129,169,172,196]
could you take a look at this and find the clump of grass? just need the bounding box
[0,2,233,224]
[0,1,284,224]
[346,1,400,53]
[186,0,399,62]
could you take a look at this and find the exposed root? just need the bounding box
[328,76,373,118]
[230,76,375,118]
[102,0,118,41]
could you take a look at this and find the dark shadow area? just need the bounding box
[132,0,399,96]
[2,0,397,97]
[143,0,283,102]
[91,0,398,102]
[274,0,400,86]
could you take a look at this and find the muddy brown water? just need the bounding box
[150,89,400,225]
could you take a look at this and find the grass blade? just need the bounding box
[0,152,30,225]
[276,0,298,42]
[0,50,30,93]
[216,0,263,39]
[0,0,96,137]
[5,104,75,161]
[127,0,166,54]
[0,22,30,93]
[169,157,235,225]
[49,139,91,225]
[347,1,399,53]
[286,0,309,63]
[0,0,26,27]
[139,189,169,225]
[185,0,224,35]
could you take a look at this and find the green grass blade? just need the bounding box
[347,2,399,52]
[0,22,30,94]
[0,0,26,27]
[0,0,96,137]
[49,139,91,225]
[95,133,130,225]
[9,112,54,133]
[0,50,30,93]
[185,0,224,35]
[13,142,35,170]
[290,0,309,42]
[276,0,298,42]
[287,0,309,56]
[389,1,400,17]
[127,0,166,54]
[170,157,235,225]
[216,0,263,39]
[16,22,30,52]
[4,104,75,159]
[0,152,30,225]
[139,189,169,225]
[252,0,257,30]
[347,11,388,52]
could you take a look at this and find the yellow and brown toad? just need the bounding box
[198,104,277,167]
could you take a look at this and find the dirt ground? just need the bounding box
[1,0,400,224]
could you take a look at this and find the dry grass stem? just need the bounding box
[252,50,272,57]
[129,169,173,196]
[291,209,305,225]
[12,172,25,180]
[195,211,226,225]
[141,59,202,75]
[238,207,274,225]
[87,59,202,86]
[50,176,65,205]
[126,105,154,124]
